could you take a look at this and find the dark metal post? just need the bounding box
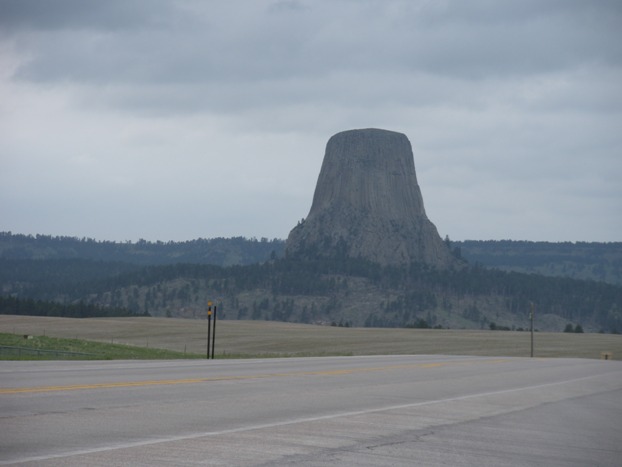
[207,302,212,359]
[211,305,217,359]
[530,302,535,358]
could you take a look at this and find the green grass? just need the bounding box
[0,332,350,361]
[0,333,203,360]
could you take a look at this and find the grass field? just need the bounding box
[1,315,620,360]
[0,332,203,360]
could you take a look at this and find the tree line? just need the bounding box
[454,239,622,284]
[2,255,621,332]
[3,232,621,285]
[0,232,283,266]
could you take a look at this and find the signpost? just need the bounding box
[530,302,535,358]
[206,301,217,360]
[211,305,217,360]
[207,302,212,359]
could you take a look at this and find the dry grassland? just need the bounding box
[1,315,620,360]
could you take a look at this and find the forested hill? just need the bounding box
[2,256,621,333]
[2,233,621,332]
[1,233,621,285]
[0,232,282,266]
[454,240,622,285]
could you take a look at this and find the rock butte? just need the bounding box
[286,128,459,268]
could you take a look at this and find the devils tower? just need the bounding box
[286,128,458,268]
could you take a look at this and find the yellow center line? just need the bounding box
[0,358,510,394]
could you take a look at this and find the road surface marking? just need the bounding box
[0,371,614,466]
[0,358,508,394]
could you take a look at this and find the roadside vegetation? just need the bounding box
[0,332,202,360]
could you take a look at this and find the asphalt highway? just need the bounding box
[1,355,621,466]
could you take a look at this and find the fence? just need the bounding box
[0,345,99,359]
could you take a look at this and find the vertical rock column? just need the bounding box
[286,128,458,268]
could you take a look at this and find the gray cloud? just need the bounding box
[8,1,621,85]
[0,0,174,31]
[1,0,620,242]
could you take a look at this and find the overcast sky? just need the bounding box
[1,0,620,243]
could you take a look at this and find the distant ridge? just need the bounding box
[0,232,280,266]
[1,232,620,285]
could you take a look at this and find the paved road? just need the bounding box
[1,355,621,466]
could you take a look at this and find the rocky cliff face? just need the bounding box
[286,128,459,268]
